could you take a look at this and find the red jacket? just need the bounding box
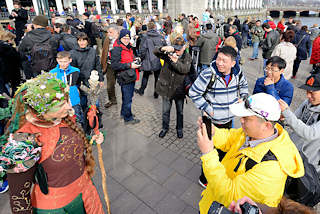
[310,36,320,64]
[268,21,276,30]
[277,22,285,33]
[111,39,139,81]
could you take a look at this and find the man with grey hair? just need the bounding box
[102,24,120,108]
[229,25,242,52]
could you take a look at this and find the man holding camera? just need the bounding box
[9,1,28,45]
[249,20,264,61]
[154,37,192,138]
[197,93,304,214]
[111,29,141,124]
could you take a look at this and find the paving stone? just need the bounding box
[181,183,203,209]
[185,164,202,183]
[102,176,127,202]
[110,191,142,214]
[182,205,199,214]
[148,162,175,184]
[136,181,169,208]
[132,203,156,214]
[163,172,193,196]
[122,170,154,195]
[155,149,179,166]
[171,156,194,176]
[145,142,165,156]
[109,159,136,182]
[132,155,159,173]
[155,193,187,214]
[121,148,145,164]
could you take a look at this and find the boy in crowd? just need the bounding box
[253,56,294,105]
[50,51,84,127]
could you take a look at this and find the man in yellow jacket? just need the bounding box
[197,93,304,214]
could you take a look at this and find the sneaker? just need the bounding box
[159,129,168,138]
[153,92,159,99]
[291,76,296,79]
[124,118,140,125]
[0,180,9,194]
[198,179,207,189]
[177,130,183,138]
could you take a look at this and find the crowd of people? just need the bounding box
[1,0,320,213]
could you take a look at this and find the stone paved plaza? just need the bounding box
[0,47,317,214]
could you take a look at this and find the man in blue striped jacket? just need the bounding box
[189,46,249,188]
[189,46,249,128]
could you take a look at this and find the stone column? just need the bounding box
[76,0,85,14]
[219,0,223,9]
[32,0,40,15]
[296,11,300,17]
[224,0,227,9]
[137,0,142,13]
[110,0,116,14]
[124,0,130,13]
[148,0,152,12]
[228,0,232,9]
[232,0,236,10]
[55,0,64,14]
[236,0,240,10]
[95,0,102,14]
[158,0,163,13]
[209,0,213,9]
[5,0,14,13]
[215,0,218,9]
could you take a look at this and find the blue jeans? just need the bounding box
[162,97,184,131]
[120,82,135,122]
[251,42,259,59]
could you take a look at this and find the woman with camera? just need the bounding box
[154,36,192,139]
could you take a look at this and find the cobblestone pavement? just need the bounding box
[0,47,318,214]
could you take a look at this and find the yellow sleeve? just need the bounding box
[213,127,243,152]
[200,151,286,212]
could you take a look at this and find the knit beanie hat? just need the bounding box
[119,29,131,39]
[32,15,48,27]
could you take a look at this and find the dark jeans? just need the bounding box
[121,82,135,122]
[162,97,184,131]
[138,70,160,94]
[293,58,302,77]
[199,120,233,184]
[73,104,85,129]
[106,65,117,103]
[80,91,88,112]
[242,34,248,48]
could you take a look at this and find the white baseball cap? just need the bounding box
[230,93,281,121]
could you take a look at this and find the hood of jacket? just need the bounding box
[146,29,161,37]
[61,32,76,40]
[202,30,217,39]
[27,28,51,43]
[247,124,304,178]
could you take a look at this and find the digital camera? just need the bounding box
[207,201,260,214]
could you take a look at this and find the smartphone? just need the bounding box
[202,115,212,140]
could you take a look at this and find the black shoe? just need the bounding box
[177,130,183,138]
[120,114,135,120]
[134,89,144,96]
[154,92,159,99]
[124,118,140,125]
[159,129,168,138]
[104,101,117,108]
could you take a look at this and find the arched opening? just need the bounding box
[283,11,296,18]
[300,11,309,17]
[269,10,280,18]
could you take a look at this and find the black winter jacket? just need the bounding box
[262,29,280,59]
[70,47,103,86]
[139,30,166,72]
[0,41,22,96]
[294,30,311,60]
[154,47,192,99]
[9,8,28,31]
[59,33,78,51]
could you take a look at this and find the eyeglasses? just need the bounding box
[244,98,269,121]
[265,66,280,73]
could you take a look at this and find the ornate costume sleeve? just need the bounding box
[7,166,36,214]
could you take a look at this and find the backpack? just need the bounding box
[30,38,55,75]
[243,150,320,207]
[202,69,244,99]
